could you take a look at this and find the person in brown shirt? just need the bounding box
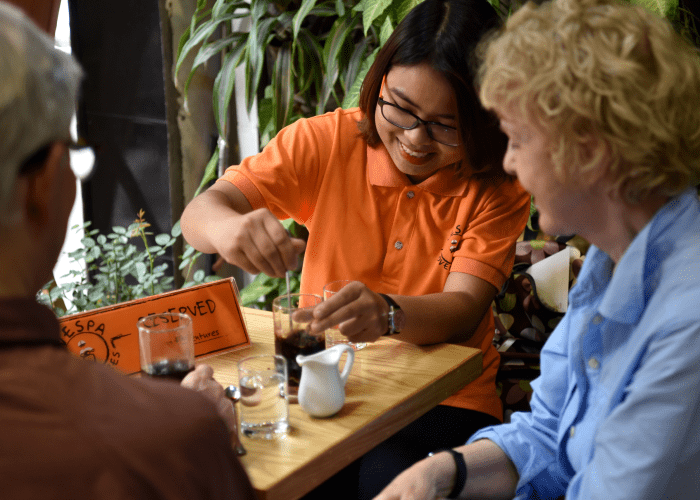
[0,3,256,498]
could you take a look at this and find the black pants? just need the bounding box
[302,405,500,500]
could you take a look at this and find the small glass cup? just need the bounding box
[138,312,195,381]
[272,293,325,395]
[237,355,289,438]
[323,280,367,351]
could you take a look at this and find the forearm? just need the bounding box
[388,290,489,345]
[389,272,496,345]
[458,440,519,499]
[375,439,518,500]
[180,184,252,255]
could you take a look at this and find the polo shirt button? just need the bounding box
[394,241,403,250]
[592,314,603,325]
[588,358,600,370]
[570,426,576,438]
[407,191,415,199]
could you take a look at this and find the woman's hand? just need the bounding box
[210,207,306,278]
[310,281,390,343]
[373,454,454,500]
[181,183,305,278]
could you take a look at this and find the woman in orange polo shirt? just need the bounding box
[181,0,530,497]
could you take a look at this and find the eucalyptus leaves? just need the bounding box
[38,210,215,316]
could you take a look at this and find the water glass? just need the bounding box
[138,312,195,381]
[322,280,367,351]
[237,355,289,438]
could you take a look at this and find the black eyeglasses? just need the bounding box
[18,139,95,181]
[377,98,461,147]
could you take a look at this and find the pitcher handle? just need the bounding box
[337,344,355,386]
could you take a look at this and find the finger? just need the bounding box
[181,364,214,390]
[262,220,304,273]
[241,229,285,277]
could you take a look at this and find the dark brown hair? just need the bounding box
[358,0,507,177]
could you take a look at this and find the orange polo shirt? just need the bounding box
[219,107,530,421]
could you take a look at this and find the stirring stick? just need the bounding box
[285,270,293,333]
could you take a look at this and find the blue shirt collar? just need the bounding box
[574,188,698,324]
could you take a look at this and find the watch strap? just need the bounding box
[427,448,467,499]
[378,293,401,335]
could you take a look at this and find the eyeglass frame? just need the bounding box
[18,139,95,180]
[377,97,461,147]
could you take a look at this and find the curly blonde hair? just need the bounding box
[477,0,700,203]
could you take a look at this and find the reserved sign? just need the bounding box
[58,278,251,375]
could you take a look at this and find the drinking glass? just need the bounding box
[138,312,195,381]
[272,293,324,395]
[237,355,289,438]
[323,280,367,351]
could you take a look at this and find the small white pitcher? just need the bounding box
[296,344,355,418]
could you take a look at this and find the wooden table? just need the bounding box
[204,307,483,500]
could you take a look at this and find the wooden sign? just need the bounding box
[58,278,251,375]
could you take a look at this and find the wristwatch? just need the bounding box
[379,293,406,336]
[427,449,468,499]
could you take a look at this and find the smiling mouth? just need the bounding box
[400,142,430,158]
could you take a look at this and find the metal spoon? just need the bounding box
[225,385,247,456]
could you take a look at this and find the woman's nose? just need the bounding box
[502,149,516,176]
[403,123,432,145]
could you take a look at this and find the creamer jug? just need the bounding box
[296,344,354,417]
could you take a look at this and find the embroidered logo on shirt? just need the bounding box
[437,225,463,270]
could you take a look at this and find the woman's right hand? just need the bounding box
[211,207,306,278]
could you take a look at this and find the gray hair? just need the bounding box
[0,3,83,221]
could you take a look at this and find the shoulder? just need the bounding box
[271,107,364,152]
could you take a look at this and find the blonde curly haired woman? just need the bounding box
[375,0,700,498]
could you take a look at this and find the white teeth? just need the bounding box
[400,142,429,158]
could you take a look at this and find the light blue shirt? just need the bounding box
[470,188,700,499]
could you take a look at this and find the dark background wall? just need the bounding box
[68,0,174,270]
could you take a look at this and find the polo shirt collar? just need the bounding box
[590,189,696,324]
[366,144,470,197]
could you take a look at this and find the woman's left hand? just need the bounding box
[310,281,389,343]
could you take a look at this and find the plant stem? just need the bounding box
[140,227,156,296]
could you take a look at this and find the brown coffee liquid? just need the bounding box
[275,329,325,389]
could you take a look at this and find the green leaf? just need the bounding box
[240,276,279,306]
[194,269,206,282]
[272,45,293,132]
[342,47,378,108]
[176,15,224,80]
[361,0,392,35]
[343,35,373,94]
[245,17,278,114]
[112,226,126,235]
[294,28,324,96]
[183,32,241,101]
[629,0,678,18]
[379,13,393,46]
[171,221,182,237]
[319,12,360,113]
[193,148,220,198]
[155,234,171,246]
[388,0,421,24]
[292,0,318,41]
[335,0,346,17]
[213,41,247,136]
[135,262,147,278]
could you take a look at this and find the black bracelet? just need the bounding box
[428,448,467,499]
